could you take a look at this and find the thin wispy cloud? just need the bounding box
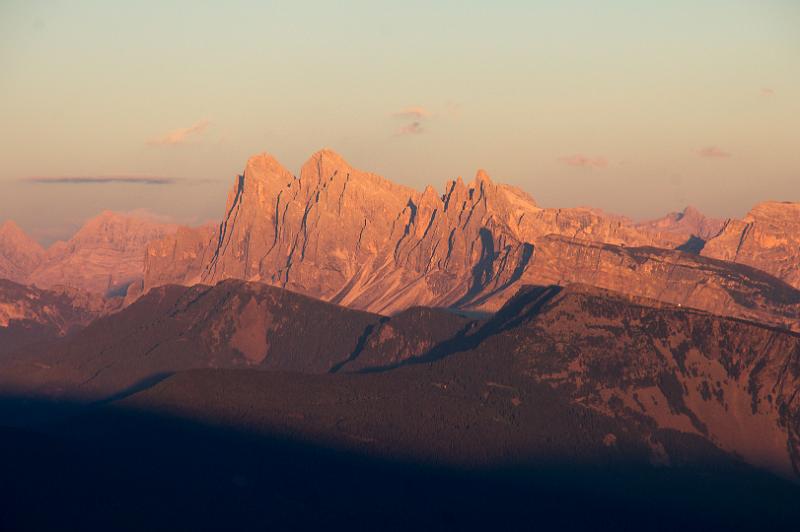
[392,106,430,136]
[760,87,775,96]
[147,119,210,146]
[558,155,609,169]
[25,175,178,185]
[698,146,731,159]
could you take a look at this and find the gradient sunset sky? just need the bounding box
[1,1,798,244]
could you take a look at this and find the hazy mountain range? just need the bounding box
[1,149,799,530]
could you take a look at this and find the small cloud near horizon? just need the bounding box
[698,146,732,159]
[760,87,775,96]
[147,119,210,146]
[24,175,179,185]
[392,106,429,136]
[558,155,609,169]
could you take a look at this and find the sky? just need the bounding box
[1,0,798,245]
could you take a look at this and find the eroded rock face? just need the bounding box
[0,279,111,354]
[512,235,800,331]
[27,211,178,296]
[142,224,216,291]
[702,202,800,289]
[478,284,800,480]
[141,150,738,314]
[0,221,44,284]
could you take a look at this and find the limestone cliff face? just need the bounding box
[489,284,800,479]
[142,150,685,313]
[27,211,177,296]
[0,220,44,284]
[510,235,800,331]
[518,207,687,249]
[702,201,800,289]
[140,149,798,327]
[142,224,216,292]
[201,150,416,303]
[143,152,542,313]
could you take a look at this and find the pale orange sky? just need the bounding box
[1,1,798,244]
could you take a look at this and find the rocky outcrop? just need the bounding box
[140,223,216,296]
[24,211,178,296]
[510,235,800,331]
[136,150,799,329]
[702,201,800,289]
[0,220,44,284]
[141,150,733,315]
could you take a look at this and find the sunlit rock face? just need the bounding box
[27,211,178,296]
[1,212,178,297]
[515,235,800,332]
[0,220,44,284]
[139,150,798,330]
[703,201,800,289]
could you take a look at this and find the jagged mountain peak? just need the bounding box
[244,152,293,180]
[0,219,22,234]
[0,220,45,284]
[473,168,492,186]
[300,148,352,183]
[679,205,703,219]
[138,148,799,322]
[0,219,43,250]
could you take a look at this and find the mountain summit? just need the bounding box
[139,149,800,325]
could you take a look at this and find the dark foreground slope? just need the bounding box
[0,279,111,355]
[483,284,800,479]
[2,357,798,531]
[0,279,470,400]
[2,281,799,530]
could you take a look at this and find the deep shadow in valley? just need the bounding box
[1,385,798,532]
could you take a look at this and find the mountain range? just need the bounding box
[1,149,799,529]
[5,149,798,325]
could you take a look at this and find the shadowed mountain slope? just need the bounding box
[2,385,799,531]
[3,277,799,483]
[466,284,800,480]
[0,280,469,400]
[0,279,112,355]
